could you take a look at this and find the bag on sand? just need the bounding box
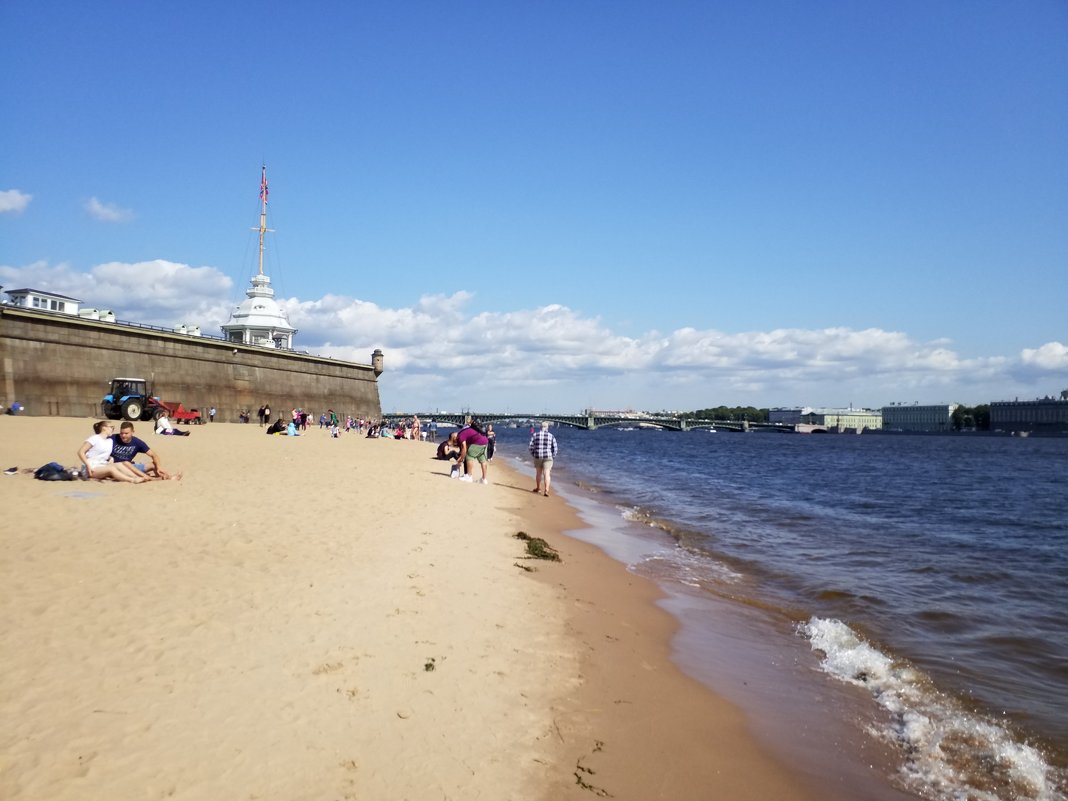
[34,462,73,481]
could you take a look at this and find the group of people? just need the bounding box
[435,418,556,494]
[77,420,180,483]
[256,403,383,438]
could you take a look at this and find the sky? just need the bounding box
[2,1,1066,414]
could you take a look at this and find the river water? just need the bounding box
[490,426,1068,801]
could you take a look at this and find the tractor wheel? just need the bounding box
[121,399,143,421]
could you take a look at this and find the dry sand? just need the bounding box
[1,416,827,800]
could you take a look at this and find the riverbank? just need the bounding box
[2,416,839,800]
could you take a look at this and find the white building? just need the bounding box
[220,273,296,349]
[3,288,81,315]
[800,407,883,432]
[881,403,958,432]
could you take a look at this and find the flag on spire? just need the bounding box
[259,167,269,204]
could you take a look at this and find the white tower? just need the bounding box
[221,165,298,349]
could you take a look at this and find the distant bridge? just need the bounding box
[391,411,795,433]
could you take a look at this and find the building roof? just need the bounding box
[4,287,83,303]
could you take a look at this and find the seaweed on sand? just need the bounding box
[514,531,561,562]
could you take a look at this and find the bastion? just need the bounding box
[0,306,382,422]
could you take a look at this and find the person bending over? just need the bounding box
[457,418,491,484]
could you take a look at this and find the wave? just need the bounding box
[800,617,1066,801]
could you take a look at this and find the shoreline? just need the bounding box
[510,459,916,801]
[2,416,885,799]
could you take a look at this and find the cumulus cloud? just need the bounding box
[0,259,233,325]
[1020,342,1068,371]
[1,259,1056,410]
[0,189,32,214]
[85,196,134,223]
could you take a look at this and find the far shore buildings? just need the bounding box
[800,407,883,432]
[881,403,958,433]
[990,393,1068,434]
[770,407,883,432]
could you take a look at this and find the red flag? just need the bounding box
[259,169,269,204]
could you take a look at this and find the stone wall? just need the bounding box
[0,307,382,422]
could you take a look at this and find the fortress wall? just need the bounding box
[0,307,382,422]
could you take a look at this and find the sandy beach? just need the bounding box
[1,416,832,800]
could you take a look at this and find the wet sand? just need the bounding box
[1,415,838,800]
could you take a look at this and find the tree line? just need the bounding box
[679,406,769,423]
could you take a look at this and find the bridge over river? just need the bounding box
[393,411,794,433]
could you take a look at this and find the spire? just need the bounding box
[254,164,274,277]
[223,165,296,349]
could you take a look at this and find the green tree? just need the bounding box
[951,404,991,431]
[685,406,769,422]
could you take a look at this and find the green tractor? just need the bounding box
[101,377,159,422]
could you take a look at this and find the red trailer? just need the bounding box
[154,400,203,424]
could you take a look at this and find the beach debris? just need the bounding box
[424,657,436,672]
[514,531,561,562]
[575,761,611,797]
[514,562,536,572]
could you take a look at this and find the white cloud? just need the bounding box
[1,259,1058,411]
[85,196,134,223]
[0,259,233,325]
[1020,342,1068,371]
[0,189,32,214]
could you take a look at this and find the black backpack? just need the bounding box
[34,462,73,481]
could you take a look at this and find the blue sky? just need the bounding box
[2,1,1066,413]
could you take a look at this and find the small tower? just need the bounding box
[372,348,384,376]
[221,165,298,349]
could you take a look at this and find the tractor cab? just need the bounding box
[102,377,157,421]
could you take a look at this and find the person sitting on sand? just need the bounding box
[77,421,146,483]
[109,421,180,480]
[266,417,287,435]
[155,413,190,436]
[436,432,461,461]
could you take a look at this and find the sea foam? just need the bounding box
[800,617,1065,801]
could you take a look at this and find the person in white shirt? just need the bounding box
[77,421,146,483]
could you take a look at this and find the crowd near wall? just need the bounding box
[0,307,382,422]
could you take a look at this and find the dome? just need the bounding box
[221,273,297,349]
